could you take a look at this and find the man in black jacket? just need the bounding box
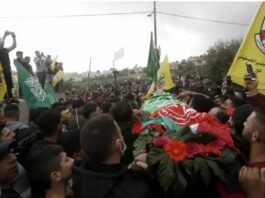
[73,114,160,198]
[0,30,16,99]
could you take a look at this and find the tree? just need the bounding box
[203,39,242,81]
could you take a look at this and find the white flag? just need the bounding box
[113,48,125,61]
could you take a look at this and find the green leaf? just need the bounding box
[193,157,211,185]
[206,160,229,185]
[133,133,152,156]
[182,159,193,175]
[175,165,187,189]
[170,165,187,196]
[147,147,165,166]
[157,156,175,191]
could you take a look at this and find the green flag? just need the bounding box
[146,32,158,82]
[45,82,57,105]
[14,60,52,108]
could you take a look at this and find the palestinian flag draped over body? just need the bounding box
[227,2,265,95]
[14,60,52,108]
[141,91,183,113]
[133,93,242,195]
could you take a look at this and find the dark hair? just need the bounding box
[228,96,246,108]
[101,102,112,113]
[72,99,84,109]
[37,111,61,136]
[4,104,19,119]
[28,145,63,196]
[215,109,229,124]
[51,102,66,113]
[232,104,254,136]
[80,114,118,162]
[190,95,216,113]
[82,102,98,119]
[110,101,133,122]
[29,107,50,125]
[60,129,80,158]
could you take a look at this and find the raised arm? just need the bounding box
[6,32,17,53]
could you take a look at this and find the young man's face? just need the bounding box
[58,152,74,181]
[243,112,258,142]
[0,152,18,184]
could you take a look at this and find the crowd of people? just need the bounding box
[0,30,64,99]
[0,30,265,198]
[0,70,264,197]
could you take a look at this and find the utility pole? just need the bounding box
[88,56,92,85]
[153,1,158,50]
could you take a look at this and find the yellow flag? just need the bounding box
[52,70,65,87]
[146,55,175,97]
[227,2,265,95]
[0,63,7,101]
[50,55,58,72]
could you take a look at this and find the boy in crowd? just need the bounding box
[28,145,73,198]
[72,114,161,198]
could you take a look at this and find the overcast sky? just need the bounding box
[0,0,261,73]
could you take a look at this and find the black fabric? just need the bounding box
[0,48,13,98]
[0,189,22,198]
[117,120,137,165]
[72,159,162,198]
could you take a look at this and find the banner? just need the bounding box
[50,55,58,72]
[0,63,7,101]
[14,60,52,108]
[227,2,265,94]
[52,70,65,87]
[146,32,158,82]
[44,81,57,104]
[113,48,125,61]
[146,55,175,97]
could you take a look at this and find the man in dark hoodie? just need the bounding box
[72,114,159,198]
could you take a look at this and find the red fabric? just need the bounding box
[226,107,235,116]
[132,121,143,135]
[247,161,265,168]
[248,93,265,108]
[151,104,236,149]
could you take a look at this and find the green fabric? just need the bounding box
[141,91,183,113]
[142,115,181,133]
[14,60,52,108]
[146,32,158,82]
[44,82,57,105]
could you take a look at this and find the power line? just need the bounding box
[157,11,249,27]
[0,10,250,27]
[0,11,151,19]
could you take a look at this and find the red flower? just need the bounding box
[147,123,165,134]
[209,138,226,150]
[153,137,172,147]
[186,142,204,158]
[201,144,221,157]
[164,140,187,162]
[132,121,144,135]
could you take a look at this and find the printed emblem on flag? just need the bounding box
[24,76,47,101]
[255,18,265,54]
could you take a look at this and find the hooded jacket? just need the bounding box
[72,160,157,198]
